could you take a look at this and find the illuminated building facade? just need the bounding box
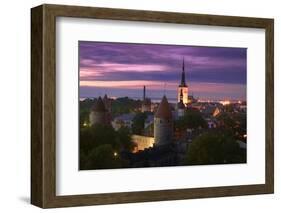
[177,59,189,105]
[177,89,185,118]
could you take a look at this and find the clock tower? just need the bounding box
[177,58,189,105]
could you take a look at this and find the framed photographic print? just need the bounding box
[31,4,274,208]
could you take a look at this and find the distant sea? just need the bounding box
[80,87,246,103]
[79,97,244,104]
[80,96,178,103]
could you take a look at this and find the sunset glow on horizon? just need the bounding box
[79,41,247,101]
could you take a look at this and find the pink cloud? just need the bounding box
[80,80,173,90]
[81,61,168,73]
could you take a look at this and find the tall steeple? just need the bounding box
[180,58,186,86]
[143,85,146,101]
[178,57,189,105]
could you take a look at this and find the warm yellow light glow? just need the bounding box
[114,152,118,157]
[220,100,231,106]
[178,87,189,105]
[243,134,247,138]
[83,122,87,127]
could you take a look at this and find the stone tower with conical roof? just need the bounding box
[89,96,109,126]
[154,96,173,146]
[177,58,189,105]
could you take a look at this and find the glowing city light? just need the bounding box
[220,100,231,106]
[114,152,118,157]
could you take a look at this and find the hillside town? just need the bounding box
[79,60,247,170]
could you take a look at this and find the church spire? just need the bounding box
[143,85,146,101]
[180,57,186,86]
[180,89,183,102]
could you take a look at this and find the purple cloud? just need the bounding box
[79,41,247,100]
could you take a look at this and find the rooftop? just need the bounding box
[155,96,172,119]
[92,97,107,112]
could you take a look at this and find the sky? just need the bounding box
[79,41,247,101]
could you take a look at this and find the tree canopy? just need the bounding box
[185,131,246,165]
[216,112,246,141]
[132,112,147,135]
[79,124,133,170]
[81,144,124,170]
[175,108,207,130]
[111,97,141,116]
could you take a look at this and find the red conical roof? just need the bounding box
[92,97,107,112]
[155,96,172,119]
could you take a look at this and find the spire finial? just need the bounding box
[143,85,146,100]
[183,57,185,71]
[180,57,186,86]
